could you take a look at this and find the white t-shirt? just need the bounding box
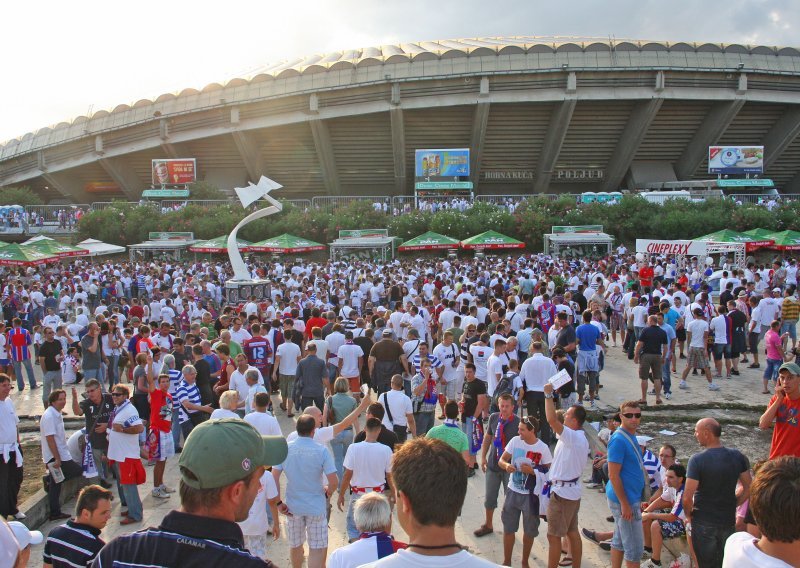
[687,318,709,349]
[432,342,461,382]
[360,549,499,567]
[238,471,279,536]
[230,367,265,404]
[469,344,492,381]
[380,390,413,428]
[338,343,364,378]
[710,315,729,344]
[40,406,71,463]
[485,354,504,397]
[245,383,268,415]
[722,532,793,568]
[107,402,143,462]
[287,425,335,445]
[276,342,301,375]
[343,441,393,488]
[548,426,590,500]
[210,408,239,420]
[244,410,282,437]
[503,436,553,494]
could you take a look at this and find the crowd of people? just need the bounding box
[1,247,799,568]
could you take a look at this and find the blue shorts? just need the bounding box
[0,359,9,366]
[659,519,685,539]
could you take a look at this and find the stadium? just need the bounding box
[2,36,800,204]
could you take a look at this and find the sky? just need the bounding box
[0,0,796,144]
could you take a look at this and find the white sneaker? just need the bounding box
[160,484,175,494]
[640,560,659,568]
[13,512,26,520]
[152,487,170,499]
[679,380,688,389]
[665,392,672,400]
[708,383,721,391]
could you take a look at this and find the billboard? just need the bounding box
[414,149,470,181]
[708,146,764,174]
[151,159,197,185]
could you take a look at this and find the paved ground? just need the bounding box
[12,343,771,567]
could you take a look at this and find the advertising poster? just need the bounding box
[151,158,197,185]
[414,149,470,181]
[708,146,764,174]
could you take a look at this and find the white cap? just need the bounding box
[7,521,43,549]
[773,288,782,293]
[636,435,654,447]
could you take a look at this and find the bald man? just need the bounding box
[682,418,751,568]
[286,394,371,445]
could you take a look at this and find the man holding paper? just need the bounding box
[519,341,557,445]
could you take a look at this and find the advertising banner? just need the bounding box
[552,225,604,234]
[708,146,764,174]
[148,232,194,241]
[151,159,197,185]
[414,149,470,181]
[338,229,389,240]
[636,239,708,256]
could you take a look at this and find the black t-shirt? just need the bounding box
[686,446,750,526]
[638,326,668,355]
[79,394,115,450]
[719,290,734,309]
[574,293,588,313]
[461,378,487,423]
[556,324,577,355]
[728,309,747,330]
[172,349,189,371]
[39,340,63,371]
[556,359,576,397]
[354,425,397,451]
[193,358,213,405]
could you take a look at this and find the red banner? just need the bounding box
[151,159,196,185]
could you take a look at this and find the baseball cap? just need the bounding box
[7,521,43,549]
[382,329,393,337]
[779,362,800,375]
[179,419,288,489]
[636,435,653,447]
[773,288,782,293]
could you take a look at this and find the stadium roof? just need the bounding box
[3,36,800,148]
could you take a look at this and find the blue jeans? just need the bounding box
[764,358,782,382]
[608,498,644,562]
[12,358,36,390]
[171,407,182,450]
[329,428,353,482]
[461,420,477,456]
[413,411,434,436]
[83,366,106,385]
[120,482,142,521]
[691,521,734,568]
[662,354,672,393]
[106,354,120,388]
[781,320,797,344]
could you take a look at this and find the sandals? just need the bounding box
[655,399,663,405]
[638,400,648,406]
[473,525,493,537]
[559,556,573,566]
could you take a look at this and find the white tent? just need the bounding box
[21,235,56,245]
[76,238,126,257]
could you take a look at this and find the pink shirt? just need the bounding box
[765,329,782,360]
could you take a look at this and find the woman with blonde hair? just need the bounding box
[325,376,358,481]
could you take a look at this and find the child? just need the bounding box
[62,346,81,385]
[32,325,42,360]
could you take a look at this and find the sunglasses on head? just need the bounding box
[621,412,642,419]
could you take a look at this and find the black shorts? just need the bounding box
[676,328,686,341]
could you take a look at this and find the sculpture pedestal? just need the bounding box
[225,279,271,305]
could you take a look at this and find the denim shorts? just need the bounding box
[608,498,644,562]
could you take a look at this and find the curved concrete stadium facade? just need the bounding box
[2,36,800,203]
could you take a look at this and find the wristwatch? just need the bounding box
[544,394,554,399]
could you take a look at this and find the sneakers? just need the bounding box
[583,477,595,484]
[648,389,656,395]
[641,559,661,567]
[13,512,26,520]
[159,484,175,494]
[679,380,688,389]
[152,487,171,499]
[585,482,601,488]
[708,383,721,391]
[731,370,740,376]
[664,392,672,400]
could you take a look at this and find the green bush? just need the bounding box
[0,186,44,206]
[77,196,800,249]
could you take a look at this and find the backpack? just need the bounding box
[492,371,518,409]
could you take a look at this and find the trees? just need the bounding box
[0,186,43,206]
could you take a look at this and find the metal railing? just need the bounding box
[310,195,389,213]
[730,193,800,204]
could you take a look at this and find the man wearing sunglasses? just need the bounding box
[606,401,648,568]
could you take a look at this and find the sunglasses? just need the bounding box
[111,392,126,397]
[621,412,642,419]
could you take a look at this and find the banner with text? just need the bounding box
[636,239,708,256]
[151,159,197,185]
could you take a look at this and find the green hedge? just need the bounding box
[77,195,800,249]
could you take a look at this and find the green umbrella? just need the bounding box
[0,243,58,266]
[766,230,800,251]
[249,234,325,254]
[398,231,459,252]
[25,240,90,258]
[742,228,778,240]
[460,230,524,250]
[188,235,252,253]
[695,229,773,251]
